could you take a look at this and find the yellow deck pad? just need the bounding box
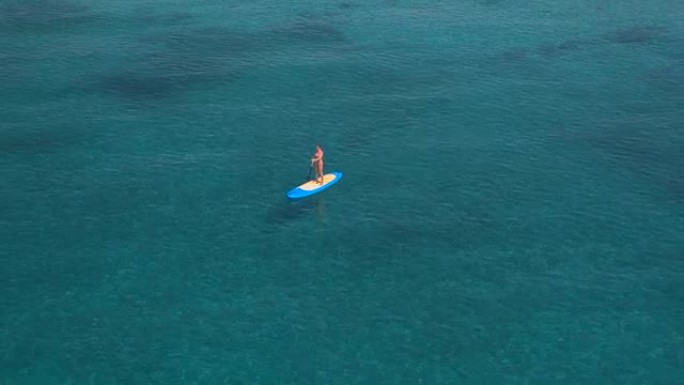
[298,173,338,191]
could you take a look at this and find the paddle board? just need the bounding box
[287,171,343,200]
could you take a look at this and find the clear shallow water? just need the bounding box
[1,0,683,384]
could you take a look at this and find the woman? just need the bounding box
[310,144,324,184]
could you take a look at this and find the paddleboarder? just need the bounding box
[310,144,324,184]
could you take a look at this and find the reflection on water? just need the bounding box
[265,196,326,226]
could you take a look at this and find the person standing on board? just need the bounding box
[311,144,324,184]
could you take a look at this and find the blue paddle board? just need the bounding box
[287,171,343,200]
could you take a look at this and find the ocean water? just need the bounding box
[1,0,683,383]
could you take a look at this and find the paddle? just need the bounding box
[307,164,313,181]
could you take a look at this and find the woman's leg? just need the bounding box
[316,162,324,183]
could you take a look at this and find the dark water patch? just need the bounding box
[94,27,250,100]
[100,20,350,101]
[608,26,666,44]
[142,47,238,84]
[0,125,83,154]
[135,12,195,26]
[159,18,347,51]
[644,63,684,93]
[495,27,674,66]
[97,72,185,99]
[536,38,591,58]
[271,18,347,45]
[338,2,360,10]
[158,26,258,57]
[382,0,402,6]
[497,47,530,63]
[581,119,683,202]
[93,67,234,101]
[498,37,598,64]
[0,0,96,32]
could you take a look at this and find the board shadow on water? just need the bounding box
[263,196,327,228]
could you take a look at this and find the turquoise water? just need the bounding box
[2,0,683,383]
